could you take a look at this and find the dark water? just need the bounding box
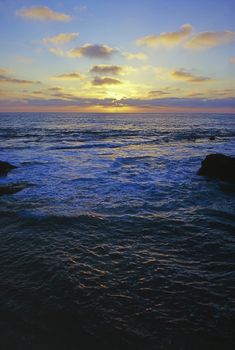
[0,113,234,349]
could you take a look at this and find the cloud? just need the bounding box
[32,90,45,96]
[49,44,117,59]
[49,47,66,57]
[15,95,119,108]
[92,77,122,86]
[148,90,172,97]
[0,70,39,85]
[1,84,234,111]
[54,72,82,80]
[48,87,63,92]
[89,65,123,75]
[70,44,116,58]
[171,69,212,83]
[185,31,235,50]
[49,92,80,100]
[230,57,235,64]
[124,52,148,60]
[4,96,234,110]
[16,6,72,22]
[43,33,79,45]
[206,88,235,98]
[136,24,193,47]
[117,97,235,109]
[0,68,11,75]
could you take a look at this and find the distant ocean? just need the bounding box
[0,113,234,349]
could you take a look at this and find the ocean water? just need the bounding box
[0,112,234,349]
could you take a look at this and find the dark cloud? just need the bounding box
[148,90,171,96]
[172,69,212,83]
[90,65,123,75]
[3,95,234,110]
[24,97,118,108]
[119,97,235,108]
[70,44,117,58]
[148,88,181,97]
[0,73,39,85]
[51,92,80,100]
[48,87,63,92]
[54,72,82,80]
[92,77,122,85]
[32,90,44,95]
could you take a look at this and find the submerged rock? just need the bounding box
[0,183,27,196]
[0,161,16,176]
[197,153,235,182]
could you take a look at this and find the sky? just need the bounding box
[0,0,235,113]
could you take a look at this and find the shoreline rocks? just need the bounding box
[197,154,235,182]
[0,160,27,196]
[0,161,16,176]
[0,183,27,196]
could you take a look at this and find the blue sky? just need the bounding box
[0,0,235,112]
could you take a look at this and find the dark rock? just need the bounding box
[0,183,27,196]
[197,153,235,182]
[209,136,216,141]
[220,183,235,194]
[0,161,16,176]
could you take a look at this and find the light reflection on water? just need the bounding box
[0,113,234,349]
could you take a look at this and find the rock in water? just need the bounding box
[0,161,16,176]
[0,184,27,196]
[197,154,235,182]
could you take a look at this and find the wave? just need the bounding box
[49,142,125,150]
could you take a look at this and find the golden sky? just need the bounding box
[0,0,235,113]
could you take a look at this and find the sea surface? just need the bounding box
[0,113,234,349]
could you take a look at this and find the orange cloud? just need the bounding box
[16,6,72,22]
[43,33,79,45]
[172,69,212,83]
[136,24,193,47]
[185,31,235,50]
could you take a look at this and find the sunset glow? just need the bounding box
[0,0,235,113]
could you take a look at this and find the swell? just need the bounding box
[1,127,235,143]
[0,208,234,350]
[0,113,235,349]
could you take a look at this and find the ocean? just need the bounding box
[0,112,234,349]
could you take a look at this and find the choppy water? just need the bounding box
[0,113,234,349]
